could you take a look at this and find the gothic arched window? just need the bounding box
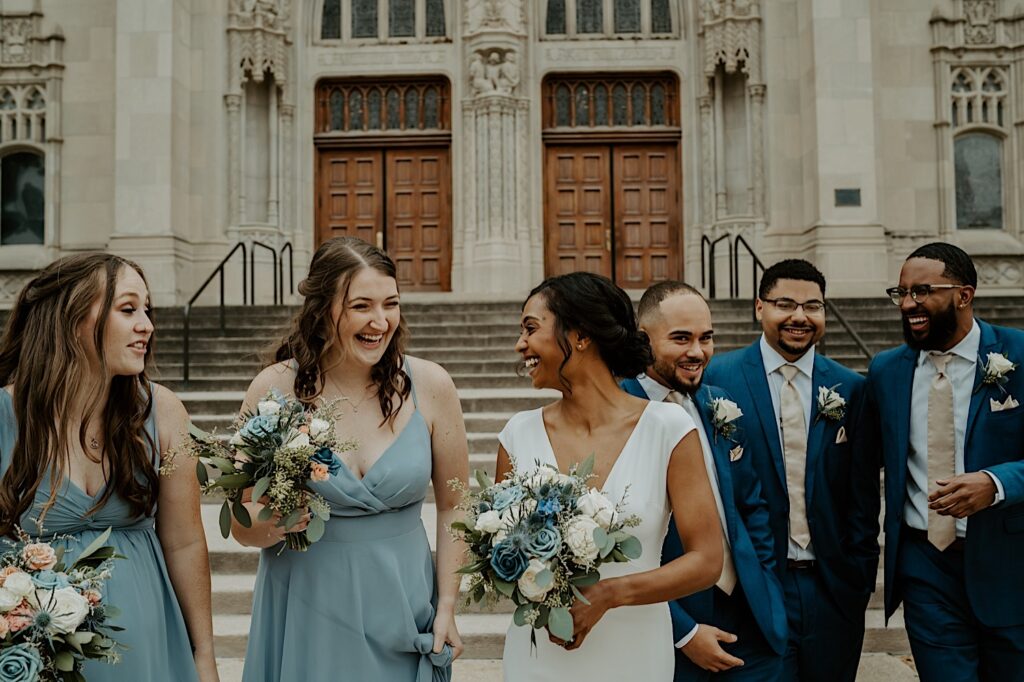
[545,0,672,37]
[955,132,1003,230]
[320,0,447,41]
[0,151,44,245]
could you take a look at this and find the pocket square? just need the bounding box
[835,426,848,444]
[729,445,743,462]
[990,395,1019,412]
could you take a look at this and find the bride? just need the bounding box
[496,272,723,681]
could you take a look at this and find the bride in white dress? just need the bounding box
[496,273,724,681]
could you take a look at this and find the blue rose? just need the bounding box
[239,414,279,441]
[492,485,526,512]
[490,539,529,582]
[526,526,561,561]
[0,644,43,682]
[311,446,342,476]
[536,496,562,518]
[30,569,69,590]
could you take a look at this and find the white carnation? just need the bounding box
[308,418,332,440]
[32,587,91,634]
[474,510,503,534]
[576,488,617,530]
[517,559,554,602]
[3,571,33,599]
[257,400,282,416]
[988,353,1015,375]
[285,432,311,450]
[565,516,601,563]
[0,586,20,612]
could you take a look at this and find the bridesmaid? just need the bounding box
[0,254,218,681]
[234,237,469,682]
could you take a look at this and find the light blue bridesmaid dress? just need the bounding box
[0,388,199,682]
[242,364,453,682]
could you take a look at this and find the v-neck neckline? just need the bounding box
[336,408,423,484]
[537,402,652,492]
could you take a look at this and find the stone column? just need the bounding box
[225,93,242,226]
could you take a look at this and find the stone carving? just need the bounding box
[469,49,519,96]
[465,0,525,35]
[964,0,997,45]
[698,0,762,80]
[976,257,1023,286]
[227,0,291,87]
[699,0,757,24]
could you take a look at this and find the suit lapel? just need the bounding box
[965,320,999,464]
[891,346,917,498]
[620,376,650,401]
[741,344,787,489]
[695,386,739,541]
[805,356,834,510]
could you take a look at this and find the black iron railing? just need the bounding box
[182,242,247,383]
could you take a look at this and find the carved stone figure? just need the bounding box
[469,54,494,94]
[496,52,519,94]
[964,0,997,44]
[465,0,523,34]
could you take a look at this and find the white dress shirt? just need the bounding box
[759,335,817,561]
[637,373,732,649]
[905,320,1004,537]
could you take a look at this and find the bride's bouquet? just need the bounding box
[0,528,123,681]
[450,456,641,643]
[188,390,355,552]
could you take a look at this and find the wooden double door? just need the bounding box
[317,147,451,291]
[544,144,681,289]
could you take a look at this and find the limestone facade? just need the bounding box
[0,0,1021,304]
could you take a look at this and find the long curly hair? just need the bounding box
[272,237,410,425]
[0,254,158,537]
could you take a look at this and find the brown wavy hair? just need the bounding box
[272,237,410,425]
[0,254,158,537]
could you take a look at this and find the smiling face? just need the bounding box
[756,278,825,362]
[515,293,576,390]
[641,293,713,395]
[80,265,153,377]
[329,266,402,368]
[898,257,974,351]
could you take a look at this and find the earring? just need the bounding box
[576,343,583,350]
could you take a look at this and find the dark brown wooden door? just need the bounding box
[543,143,680,288]
[316,147,451,291]
[544,146,613,278]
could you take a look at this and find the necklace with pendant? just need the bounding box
[89,436,101,450]
[326,376,374,414]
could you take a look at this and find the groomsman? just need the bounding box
[704,259,877,681]
[864,243,1024,679]
[622,282,786,680]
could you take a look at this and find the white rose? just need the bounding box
[3,571,34,599]
[576,489,617,530]
[988,353,1015,375]
[565,516,601,563]
[0,587,20,612]
[257,400,282,416]
[493,527,508,545]
[32,587,91,634]
[554,473,574,486]
[308,418,332,440]
[713,398,743,423]
[517,559,554,602]
[285,432,310,450]
[474,510,503,534]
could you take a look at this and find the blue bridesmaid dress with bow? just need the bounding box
[242,365,453,682]
[0,389,199,682]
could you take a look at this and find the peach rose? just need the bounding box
[310,462,329,482]
[21,543,57,571]
[6,601,34,632]
[0,614,8,638]
[83,589,102,606]
[299,425,310,434]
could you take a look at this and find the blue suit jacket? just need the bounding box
[864,319,1024,627]
[621,378,786,656]
[704,343,878,616]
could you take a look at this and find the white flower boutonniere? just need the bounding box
[708,397,743,442]
[980,352,1017,393]
[815,384,846,423]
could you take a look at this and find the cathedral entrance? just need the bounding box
[315,78,452,291]
[542,74,682,289]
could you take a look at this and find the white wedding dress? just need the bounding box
[498,401,696,681]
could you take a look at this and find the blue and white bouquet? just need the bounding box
[188,390,354,552]
[450,456,641,643]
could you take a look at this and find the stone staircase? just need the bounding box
[144,296,1024,680]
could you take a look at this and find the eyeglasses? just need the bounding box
[761,298,825,314]
[885,284,964,306]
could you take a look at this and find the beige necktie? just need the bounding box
[666,391,738,594]
[927,352,957,551]
[779,365,811,549]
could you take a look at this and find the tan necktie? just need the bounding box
[666,391,738,594]
[779,365,811,549]
[927,353,957,551]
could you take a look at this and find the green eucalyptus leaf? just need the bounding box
[618,536,642,560]
[513,603,533,627]
[219,501,232,538]
[195,460,209,485]
[536,605,550,628]
[282,508,302,530]
[55,651,75,672]
[306,515,325,543]
[252,476,271,503]
[569,571,600,587]
[474,469,495,491]
[207,456,237,473]
[570,584,591,605]
[214,473,251,489]
[493,578,515,598]
[232,498,252,528]
[535,568,553,590]
[592,527,608,548]
[257,505,274,522]
[574,453,596,480]
[74,527,113,565]
[548,606,573,641]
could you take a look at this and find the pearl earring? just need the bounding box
[576,343,583,350]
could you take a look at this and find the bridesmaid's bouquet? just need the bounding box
[0,528,123,681]
[450,456,641,644]
[188,390,354,552]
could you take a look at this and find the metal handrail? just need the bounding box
[700,233,733,299]
[825,299,873,360]
[279,242,294,298]
[250,240,280,305]
[182,242,247,384]
[732,234,765,321]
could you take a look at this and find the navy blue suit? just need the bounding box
[621,378,786,681]
[864,320,1024,680]
[705,343,876,682]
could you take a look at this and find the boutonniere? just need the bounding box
[815,384,846,423]
[977,352,1017,394]
[708,397,743,442]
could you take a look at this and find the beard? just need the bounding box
[651,355,704,395]
[776,326,817,358]
[902,302,959,350]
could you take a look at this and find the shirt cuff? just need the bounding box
[982,470,1005,506]
[675,624,700,649]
